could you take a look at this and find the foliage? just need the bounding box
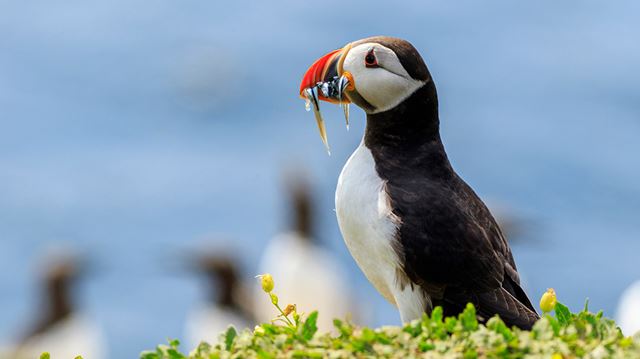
[141,299,640,358]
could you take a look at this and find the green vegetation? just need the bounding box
[140,275,640,358]
[141,302,639,358]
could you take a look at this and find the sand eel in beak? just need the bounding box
[300,45,354,154]
[298,36,539,329]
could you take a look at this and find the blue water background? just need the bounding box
[1,1,639,357]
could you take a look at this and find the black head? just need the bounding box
[197,256,240,307]
[283,174,315,240]
[20,257,80,342]
[300,36,435,114]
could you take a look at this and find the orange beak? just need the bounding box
[299,44,353,103]
[299,44,354,155]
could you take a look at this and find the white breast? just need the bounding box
[10,314,106,359]
[254,232,354,333]
[335,142,428,322]
[185,305,251,349]
[616,280,640,335]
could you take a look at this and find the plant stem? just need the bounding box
[273,302,294,326]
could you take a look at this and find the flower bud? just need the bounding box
[259,273,274,293]
[270,293,279,306]
[254,325,265,335]
[283,304,296,316]
[540,288,557,313]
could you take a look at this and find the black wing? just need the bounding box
[385,172,539,329]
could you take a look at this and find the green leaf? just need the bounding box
[546,314,561,336]
[166,348,185,359]
[224,326,237,351]
[555,302,572,326]
[256,349,275,359]
[139,350,159,359]
[301,311,319,341]
[292,350,323,358]
[361,327,375,342]
[431,306,443,323]
[486,316,513,340]
[418,341,435,352]
[40,353,51,359]
[402,320,422,337]
[169,338,180,348]
[463,348,478,359]
[444,317,457,332]
[460,303,478,331]
[333,318,352,338]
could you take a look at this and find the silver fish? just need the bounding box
[337,75,351,130]
[303,87,330,155]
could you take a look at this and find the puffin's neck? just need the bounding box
[364,84,440,149]
[363,83,454,179]
[47,279,74,322]
[21,280,73,341]
[209,274,247,315]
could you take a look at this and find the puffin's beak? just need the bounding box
[299,44,354,154]
[299,46,353,103]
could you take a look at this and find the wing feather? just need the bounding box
[385,173,539,328]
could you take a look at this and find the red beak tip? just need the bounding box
[300,48,342,95]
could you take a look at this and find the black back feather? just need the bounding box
[364,80,538,329]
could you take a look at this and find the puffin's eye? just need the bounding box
[364,49,379,68]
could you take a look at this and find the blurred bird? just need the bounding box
[184,255,253,349]
[254,175,353,332]
[616,280,640,335]
[299,36,538,329]
[10,254,105,359]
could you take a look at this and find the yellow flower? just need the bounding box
[258,273,274,293]
[551,353,563,359]
[282,304,296,316]
[540,288,557,313]
[254,325,266,335]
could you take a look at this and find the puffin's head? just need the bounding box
[299,36,432,151]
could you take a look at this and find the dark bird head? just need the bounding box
[196,255,241,309]
[44,259,78,318]
[19,256,82,343]
[299,36,438,148]
[166,249,253,323]
[284,173,315,241]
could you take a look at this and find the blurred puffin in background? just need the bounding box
[254,173,354,332]
[298,36,538,329]
[184,254,253,348]
[616,281,640,335]
[10,252,105,359]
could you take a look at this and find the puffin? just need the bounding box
[298,36,539,329]
[184,255,253,348]
[254,174,354,332]
[10,255,106,359]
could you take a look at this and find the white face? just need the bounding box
[342,43,426,114]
